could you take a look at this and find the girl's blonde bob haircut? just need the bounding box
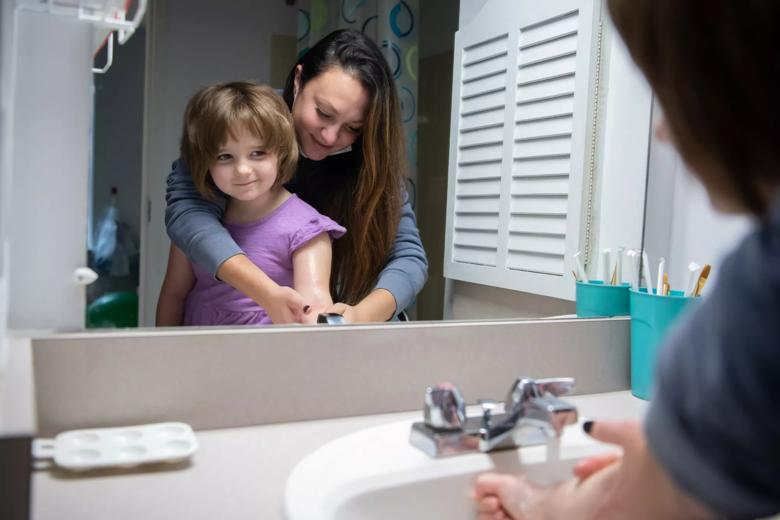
[180,82,299,200]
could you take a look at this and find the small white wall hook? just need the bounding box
[73,267,99,286]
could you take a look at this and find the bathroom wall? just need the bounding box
[0,0,14,368]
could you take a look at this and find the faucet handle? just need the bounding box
[504,377,575,413]
[535,377,575,397]
[424,383,466,431]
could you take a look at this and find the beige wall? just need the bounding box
[450,281,575,320]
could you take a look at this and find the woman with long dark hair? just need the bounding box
[165,29,427,324]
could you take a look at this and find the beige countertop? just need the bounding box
[31,391,647,520]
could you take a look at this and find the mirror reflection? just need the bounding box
[76,1,663,331]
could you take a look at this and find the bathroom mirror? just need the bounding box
[12,0,655,333]
[640,106,751,293]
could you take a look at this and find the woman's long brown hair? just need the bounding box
[284,29,404,304]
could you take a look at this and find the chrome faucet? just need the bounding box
[409,377,578,458]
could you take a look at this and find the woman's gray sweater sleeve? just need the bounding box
[644,225,780,519]
[164,159,241,275]
[374,190,429,313]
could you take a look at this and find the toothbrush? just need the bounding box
[641,251,653,291]
[693,264,712,296]
[614,247,625,286]
[600,248,611,282]
[573,251,589,283]
[626,250,640,291]
[684,262,703,297]
[656,257,666,295]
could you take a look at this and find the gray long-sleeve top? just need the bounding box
[645,196,780,519]
[164,157,428,313]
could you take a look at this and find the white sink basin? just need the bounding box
[285,392,647,520]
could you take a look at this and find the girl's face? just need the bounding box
[292,65,369,161]
[210,126,279,201]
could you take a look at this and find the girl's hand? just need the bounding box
[474,473,544,520]
[265,285,310,324]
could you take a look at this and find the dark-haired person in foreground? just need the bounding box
[474,1,780,518]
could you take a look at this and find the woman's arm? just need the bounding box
[165,159,237,272]
[327,289,396,323]
[372,190,428,314]
[292,233,335,324]
[327,190,428,323]
[156,245,195,326]
[165,159,307,323]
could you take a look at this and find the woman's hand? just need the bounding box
[573,451,622,482]
[472,420,715,520]
[325,288,397,323]
[323,302,360,323]
[264,285,310,324]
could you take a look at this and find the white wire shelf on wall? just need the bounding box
[17,0,147,44]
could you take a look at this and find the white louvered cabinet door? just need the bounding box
[444,0,601,300]
[444,0,515,273]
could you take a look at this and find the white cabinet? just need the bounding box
[3,2,145,331]
[445,0,651,301]
[8,9,93,330]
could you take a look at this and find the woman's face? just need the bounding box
[292,65,369,161]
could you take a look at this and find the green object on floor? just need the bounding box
[87,291,138,328]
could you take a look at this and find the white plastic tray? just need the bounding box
[32,422,198,471]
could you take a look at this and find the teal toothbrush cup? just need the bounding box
[629,289,697,400]
[576,281,631,318]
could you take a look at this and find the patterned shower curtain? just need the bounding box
[296,0,419,199]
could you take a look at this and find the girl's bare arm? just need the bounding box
[156,245,196,326]
[292,233,335,324]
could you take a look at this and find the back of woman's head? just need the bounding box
[284,30,405,303]
[181,82,298,200]
[607,0,780,217]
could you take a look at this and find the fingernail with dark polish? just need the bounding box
[303,305,311,313]
[583,420,594,434]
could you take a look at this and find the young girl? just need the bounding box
[156,82,345,326]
